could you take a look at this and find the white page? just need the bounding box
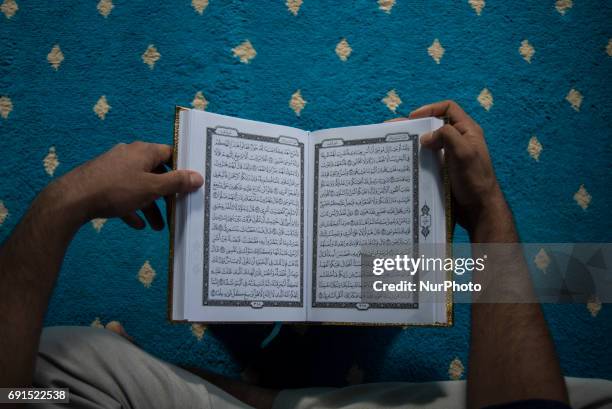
[306,118,448,324]
[179,110,310,322]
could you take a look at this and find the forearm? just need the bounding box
[0,180,85,386]
[467,198,568,408]
[0,141,202,389]
[468,190,517,244]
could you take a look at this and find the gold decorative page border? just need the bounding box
[168,106,189,323]
[444,162,453,326]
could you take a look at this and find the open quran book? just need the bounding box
[169,107,451,325]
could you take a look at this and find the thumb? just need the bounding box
[155,170,203,195]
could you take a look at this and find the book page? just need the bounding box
[307,118,448,324]
[180,110,309,322]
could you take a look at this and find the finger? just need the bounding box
[452,121,470,134]
[452,120,481,136]
[105,321,134,342]
[384,117,409,123]
[153,165,174,222]
[151,163,176,223]
[153,163,169,175]
[153,170,204,196]
[144,143,173,169]
[164,150,175,168]
[151,143,173,161]
[420,124,464,153]
[121,212,146,230]
[409,100,473,125]
[129,142,173,171]
[141,202,165,230]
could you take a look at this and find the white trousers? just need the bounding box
[33,327,612,409]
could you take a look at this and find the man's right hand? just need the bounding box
[48,141,203,231]
[409,100,512,239]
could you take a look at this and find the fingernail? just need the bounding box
[420,132,432,144]
[189,172,204,187]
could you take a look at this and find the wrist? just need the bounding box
[479,189,509,220]
[467,189,518,243]
[38,176,91,230]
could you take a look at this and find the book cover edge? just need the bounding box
[168,106,189,324]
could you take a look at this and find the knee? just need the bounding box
[38,326,131,359]
[35,326,136,386]
[34,327,143,406]
[34,326,140,398]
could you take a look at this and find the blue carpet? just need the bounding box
[0,0,611,386]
